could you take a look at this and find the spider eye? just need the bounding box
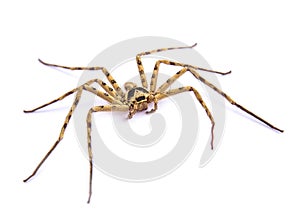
[136,96,145,102]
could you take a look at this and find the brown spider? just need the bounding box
[23,43,283,203]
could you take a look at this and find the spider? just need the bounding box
[23,43,283,203]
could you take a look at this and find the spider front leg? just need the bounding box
[136,43,198,90]
[86,105,128,203]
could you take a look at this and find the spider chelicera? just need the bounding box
[23,43,283,203]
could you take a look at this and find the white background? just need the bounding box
[1,0,299,214]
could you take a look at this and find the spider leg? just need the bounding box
[145,96,158,114]
[23,83,121,183]
[143,67,188,114]
[38,59,125,98]
[148,59,230,93]
[23,88,84,182]
[187,67,284,133]
[136,43,198,89]
[86,105,128,203]
[24,79,121,113]
[157,67,188,93]
[150,59,282,133]
[156,87,215,149]
[137,44,230,92]
[94,79,121,100]
[146,65,225,112]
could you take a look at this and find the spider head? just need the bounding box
[126,86,154,118]
[135,96,148,111]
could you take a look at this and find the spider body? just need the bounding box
[23,43,283,203]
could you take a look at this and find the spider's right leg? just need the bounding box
[23,82,121,183]
[23,87,84,182]
[38,59,125,98]
[86,104,128,203]
[24,79,121,113]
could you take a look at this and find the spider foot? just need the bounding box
[146,109,156,114]
[128,113,133,119]
[23,109,36,113]
[128,110,136,119]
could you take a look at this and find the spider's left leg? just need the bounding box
[146,66,209,113]
[86,105,128,203]
[145,67,188,114]
[136,43,197,89]
[149,60,230,93]
[156,87,215,150]
[136,43,231,92]
[187,68,284,133]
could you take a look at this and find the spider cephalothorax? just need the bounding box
[23,43,283,203]
[124,82,157,118]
